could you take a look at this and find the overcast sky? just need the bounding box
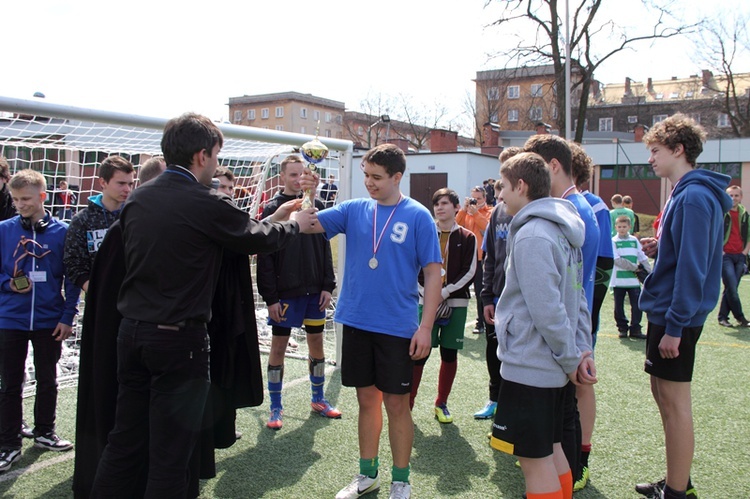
[3,0,748,127]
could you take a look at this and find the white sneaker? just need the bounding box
[335,473,380,499]
[389,481,411,499]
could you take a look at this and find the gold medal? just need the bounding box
[369,257,378,270]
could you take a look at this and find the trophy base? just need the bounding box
[13,275,30,291]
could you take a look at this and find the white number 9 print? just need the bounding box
[390,222,408,244]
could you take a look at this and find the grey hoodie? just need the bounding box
[495,197,592,389]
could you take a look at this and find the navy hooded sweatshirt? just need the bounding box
[639,168,733,337]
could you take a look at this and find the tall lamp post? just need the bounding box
[367,114,390,149]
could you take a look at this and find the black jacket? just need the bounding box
[63,196,120,288]
[118,166,300,324]
[256,192,335,305]
[481,202,513,301]
[0,184,15,221]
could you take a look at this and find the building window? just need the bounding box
[275,106,284,118]
[627,115,638,124]
[490,112,499,122]
[248,109,255,120]
[689,113,701,124]
[300,126,306,134]
[233,110,241,122]
[686,91,694,98]
[357,126,364,136]
[669,92,679,99]
[313,110,320,121]
[718,113,731,127]
[551,106,558,119]
[599,117,613,132]
[487,87,500,100]
[325,112,332,123]
[324,129,332,137]
[574,119,589,130]
[652,114,667,125]
[655,93,664,100]
[508,109,519,122]
[507,86,520,99]
[300,108,307,119]
[261,108,269,119]
[530,84,543,97]
[275,125,284,131]
[529,107,543,121]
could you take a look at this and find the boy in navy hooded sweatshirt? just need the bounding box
[636,114,732,499]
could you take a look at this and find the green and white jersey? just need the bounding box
[611,234,647,288]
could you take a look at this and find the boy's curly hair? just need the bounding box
[643,114,706,167]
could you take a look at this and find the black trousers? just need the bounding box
[91,319,210,499]
[0,328,61,449]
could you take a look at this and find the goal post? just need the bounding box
[0,96,353,389]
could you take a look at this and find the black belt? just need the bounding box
[129,318,206,331]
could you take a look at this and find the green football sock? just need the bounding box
[359,457,379,479]
[392,464,410,483]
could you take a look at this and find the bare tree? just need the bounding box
[696,14,750,137]
[345,91,462,151]
[485,0,698,142]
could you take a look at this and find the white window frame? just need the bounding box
[529,106,543,121]
[508,109,519,122]
[313,110,321,122]
[261,108,269,119]
[300,108,307,119]
[599,117,613,132]
[247,109,255,120]
[275,125,284,131]
[325,112,332,123]
[530,84,543,97]
[300,126,306,134]
[652,114,667,125]
[233,110,241,122]
[487,87,500,100]
[717,113,731,128]
[507,85,520,99]
[275,106,284,118]
[627,115,638,124]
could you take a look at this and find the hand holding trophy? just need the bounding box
[299,129,329,210]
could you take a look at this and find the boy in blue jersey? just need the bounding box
[524,134,599,492]
[569,141,615,489]
[0,170,79,473]
[635,114,731,499]
[302,144,442,499]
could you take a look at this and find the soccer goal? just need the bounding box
[0,96,353,393]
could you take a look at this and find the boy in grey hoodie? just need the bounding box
[489,152,597,499]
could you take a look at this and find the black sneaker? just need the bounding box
[636,478,665,496]
[718,319,733,327]
[636,478,697,498]
[33,433,73,452]
[0,448,22,472]
[618,330,628,338]
[19,420,34,439]
[630,332,647,339]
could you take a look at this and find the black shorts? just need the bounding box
[644,322,702,382]
[490,378,565,458]
[340,325,414,394]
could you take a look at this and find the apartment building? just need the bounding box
[227,92,345,139]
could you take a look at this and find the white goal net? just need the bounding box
[0,97,352,394]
